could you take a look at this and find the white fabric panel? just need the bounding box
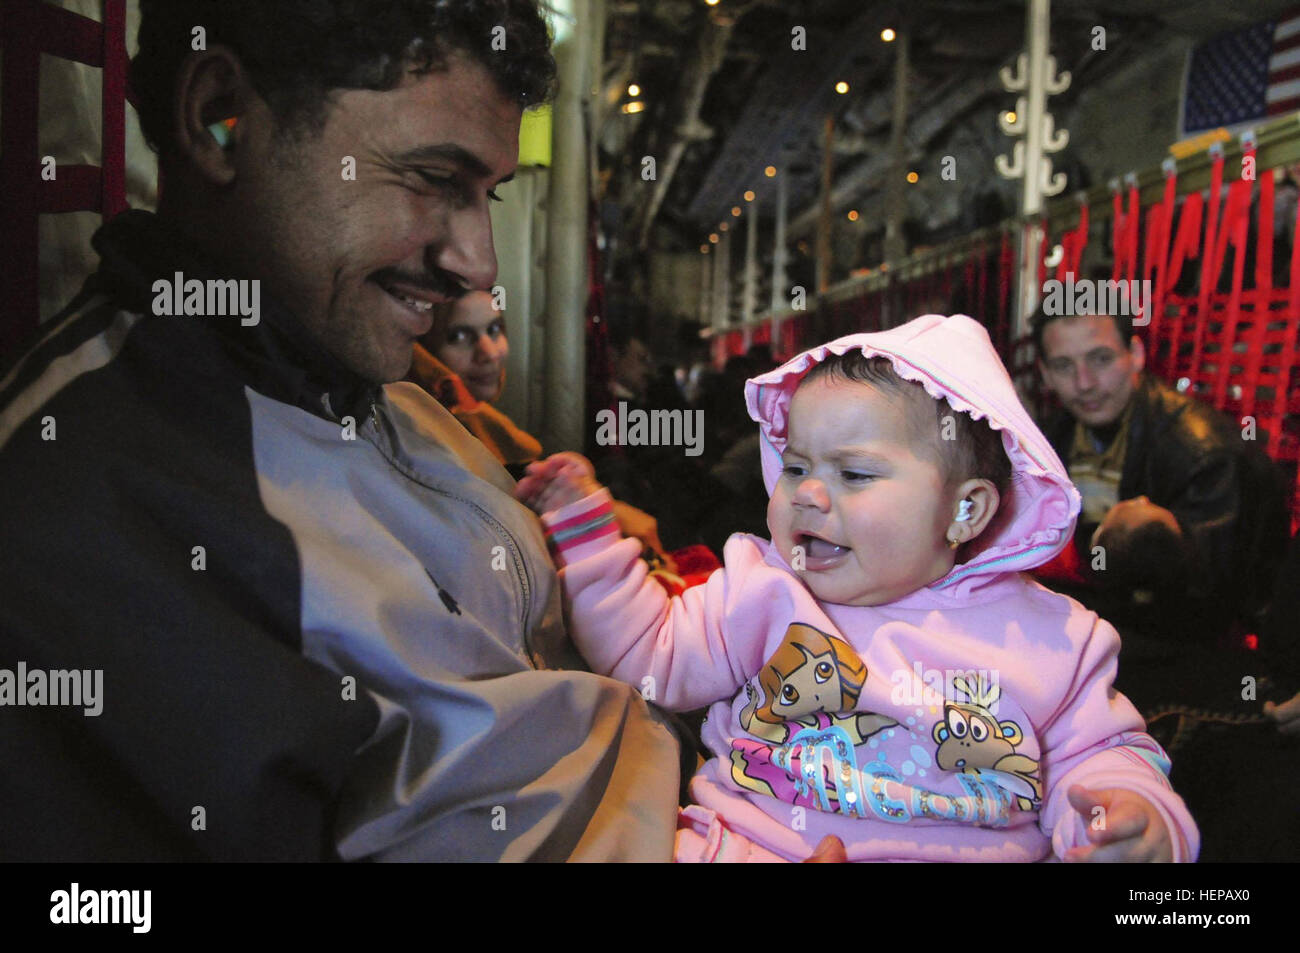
[489,167,550,441]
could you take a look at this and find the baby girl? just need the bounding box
[517,315,1198,862]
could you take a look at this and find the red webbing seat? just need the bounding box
[0,0,129,357]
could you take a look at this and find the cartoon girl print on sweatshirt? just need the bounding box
[729,636,1028,827]
[732,623,897,806]
[737,623,896,746]
[931,673,1042,810]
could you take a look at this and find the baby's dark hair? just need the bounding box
[802,351,1012,500]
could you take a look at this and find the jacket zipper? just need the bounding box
[424,568,462,615]
[361,400,533,638]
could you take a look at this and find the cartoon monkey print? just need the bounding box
[931,673,1042,810]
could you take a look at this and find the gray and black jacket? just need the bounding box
[0,210,679,861]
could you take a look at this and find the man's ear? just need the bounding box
[172,45,251,187]
[1036,358,1062,397]
[947,478,1000,547]
[1128,333,1146,373]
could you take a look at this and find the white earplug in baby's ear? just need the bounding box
[955,499,974,522]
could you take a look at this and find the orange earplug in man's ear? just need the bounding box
[207,117,236,149]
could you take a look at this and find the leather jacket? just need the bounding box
[1043,375,1289,625]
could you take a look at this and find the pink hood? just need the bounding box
[744,314,1080,590]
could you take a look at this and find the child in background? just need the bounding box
[516,315,1198,862]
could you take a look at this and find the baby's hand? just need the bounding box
[514,452,604,514]
[1063,785,1173,862]
[1264,690,1300,736]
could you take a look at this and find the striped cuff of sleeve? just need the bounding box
[543,489,621,558]
[1112,743,1172,786]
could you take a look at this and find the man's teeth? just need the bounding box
[394,292,434,313]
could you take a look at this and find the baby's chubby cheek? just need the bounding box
[766,500,795,563]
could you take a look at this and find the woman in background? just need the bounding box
[410,292,676,569]
[410,291,542,476]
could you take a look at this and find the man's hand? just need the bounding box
[1090,495,1181,550]
[1063,785,1173,862]
[802,835,848,863]
[514,452,603,514]
[1264,691,1300,736]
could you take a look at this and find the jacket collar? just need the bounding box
[1117,375,1159,500]
[91,209,382,423]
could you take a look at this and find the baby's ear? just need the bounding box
[946,479,1000,547]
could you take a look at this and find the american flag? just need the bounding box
[1181,8,1300,136]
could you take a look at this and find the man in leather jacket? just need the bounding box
[1034,305,1289,649]
[1033,301,1298,862]
[1032,298,1294,722]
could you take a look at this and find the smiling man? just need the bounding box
[0,0,682,861]
[1033,302,1286,631]
[1033,298,1297,863]
[1032,296,1291,745]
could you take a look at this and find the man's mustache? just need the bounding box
[372,267,466,301]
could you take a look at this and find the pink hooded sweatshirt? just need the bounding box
[543,314,1199,862]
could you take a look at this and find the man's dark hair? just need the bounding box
[132,0,556,157]
[803,352,1013,500]
[1030,268,1135,359]
[607,321,646,355]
